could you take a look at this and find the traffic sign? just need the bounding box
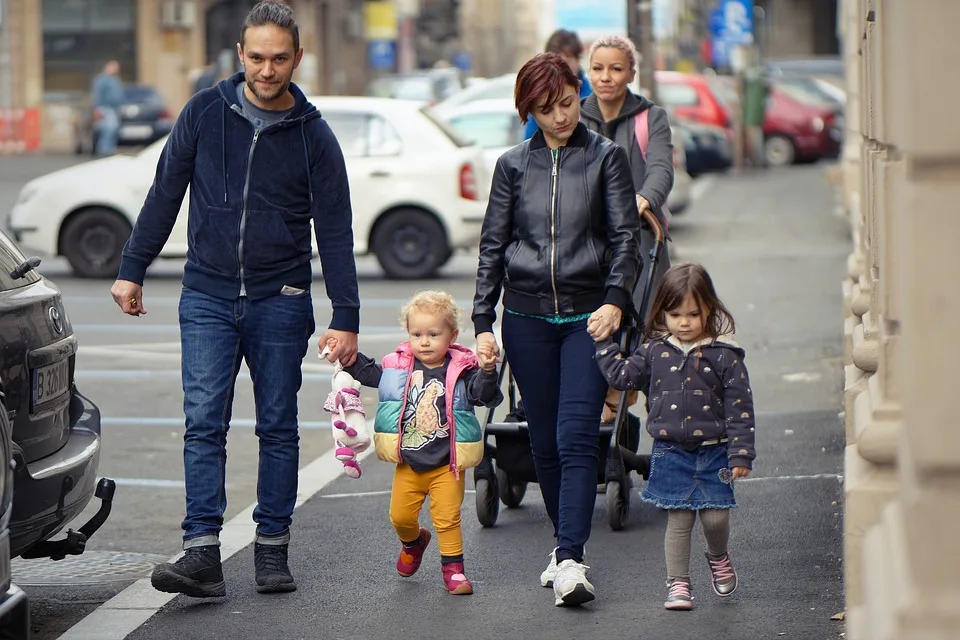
[368,40,396,71]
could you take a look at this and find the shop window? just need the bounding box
[42,0,137,101]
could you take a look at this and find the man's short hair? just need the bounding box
[240,1,300,52]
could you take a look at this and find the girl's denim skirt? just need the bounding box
[641,439,737,510]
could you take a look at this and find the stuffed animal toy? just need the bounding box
[320,347,371,478]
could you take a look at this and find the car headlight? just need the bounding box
[811,117,825,133]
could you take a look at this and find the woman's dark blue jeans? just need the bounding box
[501,312,607,564]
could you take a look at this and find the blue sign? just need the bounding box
[710,0,754,67]
[368,40,396,71]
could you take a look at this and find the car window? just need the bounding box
[420,107,471,147]
[124,86,161,103]
[0,231,42,290]
[322,112,403,157]
[449,112,519,148]
[658,83,700,107]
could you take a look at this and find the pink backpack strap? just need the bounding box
[633,109,651,160]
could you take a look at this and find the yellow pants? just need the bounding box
[390,463,466,557]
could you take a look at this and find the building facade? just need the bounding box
[1,0,370,152]
[839,0,960,637]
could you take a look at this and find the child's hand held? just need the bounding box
[731,466,751,481]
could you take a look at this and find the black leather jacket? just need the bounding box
[472,123,642,335]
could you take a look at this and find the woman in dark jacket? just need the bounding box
[472,53,641,607]
[580,34,675,423]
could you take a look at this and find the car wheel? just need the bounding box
[61,208,132,278]
[372,208,449,280]
[763,135,796,167]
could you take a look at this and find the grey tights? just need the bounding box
[665,509,731,581]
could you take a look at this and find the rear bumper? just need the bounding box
[451,199,486,249]
[10,387,102,558]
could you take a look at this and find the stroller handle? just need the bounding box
[640,207,665,246]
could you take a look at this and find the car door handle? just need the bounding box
[370,170,390,178]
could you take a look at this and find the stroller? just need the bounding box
[473,210,665,531]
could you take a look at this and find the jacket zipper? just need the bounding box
[549,148,560,314]
[237,128,260,297]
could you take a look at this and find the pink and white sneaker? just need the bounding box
[664,579,693,611]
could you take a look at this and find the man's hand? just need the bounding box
[731,466,751,481]
[111,280,146,317]
[477,342,498,372]
[319,329,358,366]
[587,304,622,341]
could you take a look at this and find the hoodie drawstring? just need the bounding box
[300,121,313,204]
[221,104,227,203]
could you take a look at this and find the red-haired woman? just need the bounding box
[472,52,641,607]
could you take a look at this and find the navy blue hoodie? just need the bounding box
[118,73,360,332]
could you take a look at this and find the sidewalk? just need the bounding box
[61,165,850,640]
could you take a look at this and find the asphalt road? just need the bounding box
[1,155,849,639]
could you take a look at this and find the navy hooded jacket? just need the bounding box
[118,73,360,332]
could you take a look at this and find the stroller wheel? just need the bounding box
[606,480,630,531]
[475,478,500,527]
[496,468,527,508]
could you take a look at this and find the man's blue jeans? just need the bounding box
[179,287,315,548]
[501,312,607,564]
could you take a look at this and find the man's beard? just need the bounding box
[246,77,290,103]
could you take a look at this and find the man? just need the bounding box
[110,0,360,597]
[91,60,124,155]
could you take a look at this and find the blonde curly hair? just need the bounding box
[399,290,463,332]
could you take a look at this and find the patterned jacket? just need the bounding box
[595,334,756,469]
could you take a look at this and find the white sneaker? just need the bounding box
[553,559,595,607]
[540,548,558,588]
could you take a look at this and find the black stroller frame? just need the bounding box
[473,210,666,531]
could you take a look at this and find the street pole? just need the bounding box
[635,0,657,102]
[0,0,11,146]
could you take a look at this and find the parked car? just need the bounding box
[74,84,175,154]
[365,68,464,106]
[0,400,28,638]
[11,96,488,280]
[673,120,732,177]
[655,71,732,131]
[714,76,842,166]
[439,98,693,214]
[0,230,115,635]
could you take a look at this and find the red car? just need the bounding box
[655,71,731,130]
[713,76,842,166]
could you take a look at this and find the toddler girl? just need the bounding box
[331,290,502,594]
[593,263,756,610]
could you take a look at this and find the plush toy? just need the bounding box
[320,348,371,478]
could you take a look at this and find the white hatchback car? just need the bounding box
[439,99,692,214]
[10,96,488,280]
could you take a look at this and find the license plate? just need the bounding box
[33,360,70,406]
[120,124,153,139]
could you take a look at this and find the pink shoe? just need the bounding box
[396,529,431,577]
[335,446,355,462]
[342,460,361,479]
[442,562,473,595]
[705,551,738,596]
[664,580,693,611]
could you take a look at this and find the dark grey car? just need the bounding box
[0,231,115,635]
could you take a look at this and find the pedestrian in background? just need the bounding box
[580,34,674,426]
[523,29,593,140]
[473,52,641,607]
[594,262,756,611]
[333,290,502,595]
[91,60,124,156]
[110,0,361,598]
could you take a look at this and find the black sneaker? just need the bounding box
[151,545,226,598]
[255,543,297,593]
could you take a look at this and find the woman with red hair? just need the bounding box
[472,53,641,608]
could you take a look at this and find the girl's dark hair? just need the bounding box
[241,1,300,52]
[545,29,583,58]
[646,263,735,339]
[514,53,580,123]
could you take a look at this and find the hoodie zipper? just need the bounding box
[236,128,260,297]
[549,147,561,314]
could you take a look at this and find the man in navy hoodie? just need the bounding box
[110,1,360,597]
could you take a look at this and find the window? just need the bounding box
[0,232,42,291]
[322,112,403,157]
[657,83,700,108]
[449,112,520,148]
[43,0,138,100]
